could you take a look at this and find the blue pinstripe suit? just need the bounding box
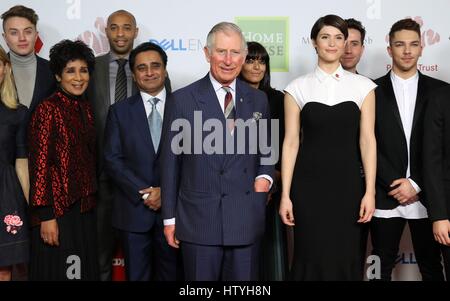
[104,93,179,280]
[160,74,274,280]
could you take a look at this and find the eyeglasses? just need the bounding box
[245,58,266,65]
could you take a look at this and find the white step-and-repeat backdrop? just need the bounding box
[1,0,449,281]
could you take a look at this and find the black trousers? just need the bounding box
[96,178,116,281]
[370,217,444,281]
[442,244,450,281]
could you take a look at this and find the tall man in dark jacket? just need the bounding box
[372,18,447,281]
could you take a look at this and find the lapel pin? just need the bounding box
[240,98,243,102]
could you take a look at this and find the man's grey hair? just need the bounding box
[206,22,247,54]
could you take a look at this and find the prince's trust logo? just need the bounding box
[235,16,289,72]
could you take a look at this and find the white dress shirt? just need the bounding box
[373,71,428,219]
[140,88,166,120]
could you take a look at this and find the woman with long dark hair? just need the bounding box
[239,41,288,281]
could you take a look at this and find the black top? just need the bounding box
[265,88,285,171]
[0,102,28,166]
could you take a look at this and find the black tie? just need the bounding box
[115,58,127,102]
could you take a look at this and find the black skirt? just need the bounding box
[0,164,30,267]
[29,201,98,281]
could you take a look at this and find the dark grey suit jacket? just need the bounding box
[87,53,137,176]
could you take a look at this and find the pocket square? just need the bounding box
[252,112,262,122]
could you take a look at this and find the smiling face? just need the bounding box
[106,12,138,56]
[56,59,90,96]
[132,50,166,96]
[2,16,38,56]
[240,57,266,88]
[388,29,422,75]
[204,30,246,86]
[313,25,346,65]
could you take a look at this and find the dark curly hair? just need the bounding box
[49,39,95,77]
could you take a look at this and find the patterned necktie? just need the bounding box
[114,58,127,102]
[222,86,235,132]
[148,97,162,151]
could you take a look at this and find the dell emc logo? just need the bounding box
[149,38,203,51]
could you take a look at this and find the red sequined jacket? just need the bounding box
[29,90,97,225]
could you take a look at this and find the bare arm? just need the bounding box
[15,158,29,203]
[279,93,300,226]
[358,90,376,223]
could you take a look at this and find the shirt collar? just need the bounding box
[390,70,419,85]
[110,52,130,62]
[209,73,237,93]
[315,64,344,82]
[140,88,167,104]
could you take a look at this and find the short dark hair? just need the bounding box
[345,18,366,45]
[389,18,421,44]
[238,41,272,92]
[310,14,348,41]
[1,5,39,30]
[107,10,136,27]
[129,42,168,70]
[49,40,95,77]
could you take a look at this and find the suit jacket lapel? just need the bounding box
[224,80,253,167]
[29,56,47,113]
[194,74,225,122]
[130,94,156,155]
[154,91,171,157]
[412,72,426,132]
[383,72,405,134]
[101,54,112,113]
[193,75,227,165]
[235,79,253,121]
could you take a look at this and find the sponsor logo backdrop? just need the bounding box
[2,0,449,281]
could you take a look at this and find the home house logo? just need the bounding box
[235,17,289,72]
